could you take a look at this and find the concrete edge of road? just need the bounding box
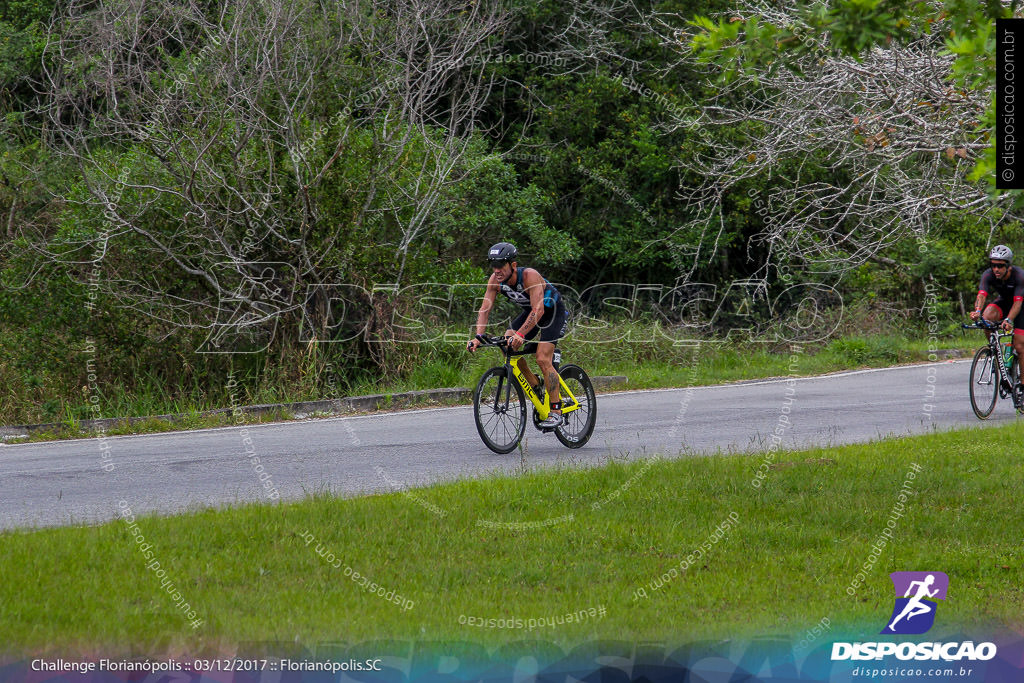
[0,376,631,441]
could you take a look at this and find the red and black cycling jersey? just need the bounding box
[979,265,1024,308]
[499,266,561,310]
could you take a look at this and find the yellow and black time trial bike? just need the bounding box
[472,334,596,453]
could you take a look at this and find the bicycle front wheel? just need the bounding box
[555,364,596,448]
[473,367,527,454]
[969,346,998,419]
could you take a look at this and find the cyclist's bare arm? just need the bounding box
[468,278,500,351]
[971,291,987,319]
[1006,300,1023,329]
[475,276,500,333]
[515,269,547,336]
[507,269,546,348]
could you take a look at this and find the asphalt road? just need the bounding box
[1,359,1016,530]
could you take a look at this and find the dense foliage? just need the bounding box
[0,0,1017,422]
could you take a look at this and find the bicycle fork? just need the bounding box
[486,364,541,414]
[487,369,514,414]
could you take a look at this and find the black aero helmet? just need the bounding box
[487,242,518,266]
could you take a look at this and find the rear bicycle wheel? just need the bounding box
[1011,355,1024,415]
[969,346,998,419]
[473,367,527,453]
[554,364,596,448]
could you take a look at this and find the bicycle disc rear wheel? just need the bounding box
[969,346,998,419]
[474,367,527,453]
[554,364,596,448]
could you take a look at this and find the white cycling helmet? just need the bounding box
[990,244,1013,263]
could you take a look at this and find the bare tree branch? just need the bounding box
[641,0,1019,280]
[32,0,512,350]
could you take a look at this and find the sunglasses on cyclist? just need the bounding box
[991,262,1009,269]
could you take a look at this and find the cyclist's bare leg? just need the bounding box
[535,342,561,411]
[515,356,541,391]
[983,304,1002,326]
[982,304,1021,388]
[504,327,541,390]
[983,304,1003,347]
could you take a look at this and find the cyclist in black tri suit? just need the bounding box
[467,242,570,428]
[969,244,1024,365]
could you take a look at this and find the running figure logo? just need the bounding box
[882,572,949,635]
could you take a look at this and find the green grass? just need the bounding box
[2,421,1022,655]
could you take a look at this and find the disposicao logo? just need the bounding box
[882,571,948,635]
[831,571,998,662]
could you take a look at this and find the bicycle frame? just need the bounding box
[504,357,582,421]
[477,335,582,420]
[966,321,1018,395]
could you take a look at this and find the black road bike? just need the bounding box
[962,319,1023,418]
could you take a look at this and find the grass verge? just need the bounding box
[2,421,1022,655]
